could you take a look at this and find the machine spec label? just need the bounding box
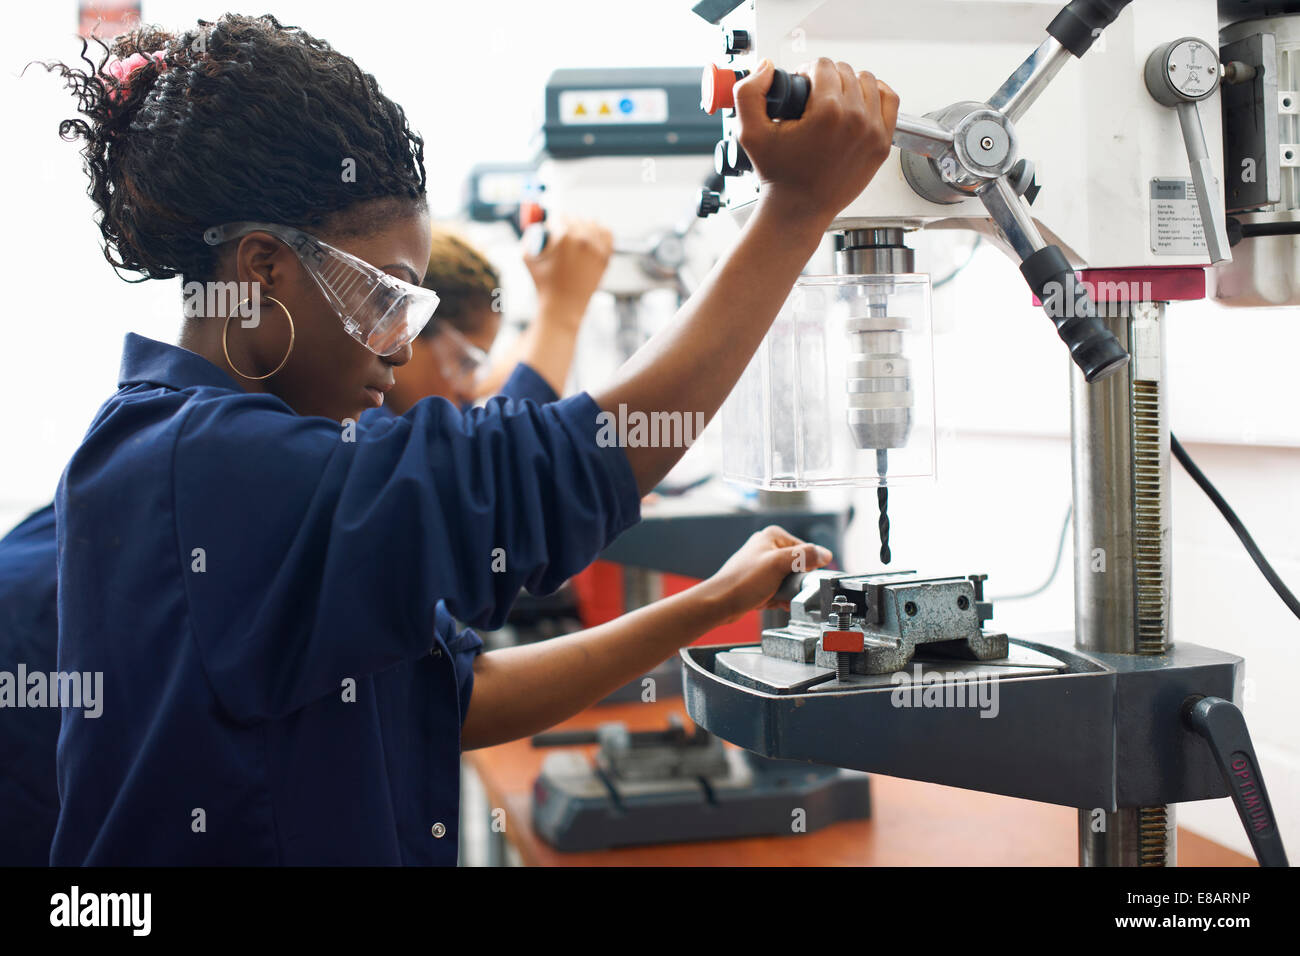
[558,88,669,125]
[1150,177,1208,255]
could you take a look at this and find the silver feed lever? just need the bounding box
[1144,36,1233,265]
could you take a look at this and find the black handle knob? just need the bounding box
[1019,245,1129,382]
[1047,0,1133,57]
[714,139,735,176]
[714,136,753,177]
[724,28,750,55]
[697,189,722,218]
[765,68,810,120]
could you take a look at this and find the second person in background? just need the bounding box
[385,220,613,413]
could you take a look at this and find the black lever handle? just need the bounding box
[1020,246,1131,381]
[1182,695,1289,867]
[1047,0,1133,57]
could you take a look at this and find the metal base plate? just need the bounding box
[682,633,1243,809]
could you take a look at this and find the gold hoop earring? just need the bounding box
[223,295,295,381]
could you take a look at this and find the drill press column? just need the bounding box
[1070,299,1175,866]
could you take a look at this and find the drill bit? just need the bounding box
[876,448,891,565]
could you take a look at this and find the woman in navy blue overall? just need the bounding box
[42,14,898,864]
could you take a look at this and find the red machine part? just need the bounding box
[571,562,762,646]
[701,64,742,115]
[1077,267,1206,302]
[518,200,546,230]
[822,629,866,654]
[1031,266,1206,305]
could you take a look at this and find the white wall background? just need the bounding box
[1,0,1296,861]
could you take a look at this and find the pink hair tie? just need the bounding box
[104,50,167,105]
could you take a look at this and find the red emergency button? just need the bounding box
[822,630,865,654]
[702,64,743,114]
[519,201,545,228]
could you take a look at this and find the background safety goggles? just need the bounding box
[426,319,489,389]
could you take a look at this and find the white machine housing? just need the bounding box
[714,0,1226,270]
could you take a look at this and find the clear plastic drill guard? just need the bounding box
[722,273,936,489]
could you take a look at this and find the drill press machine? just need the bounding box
[683,0,1295,866]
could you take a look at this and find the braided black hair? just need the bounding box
[42,14,427,282]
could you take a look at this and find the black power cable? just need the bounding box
[1225,217,1300,246]
[1171,433,1300,621]
[1240,221,1300,239]
[994,438,1298,621]
[993,503,1072,602]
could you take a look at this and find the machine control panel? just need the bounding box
[557,88,670,125]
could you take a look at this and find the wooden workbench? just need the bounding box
[462,698,1255,866]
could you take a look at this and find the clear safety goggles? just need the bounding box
[426,319,489,390]
[203,221,440,356]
